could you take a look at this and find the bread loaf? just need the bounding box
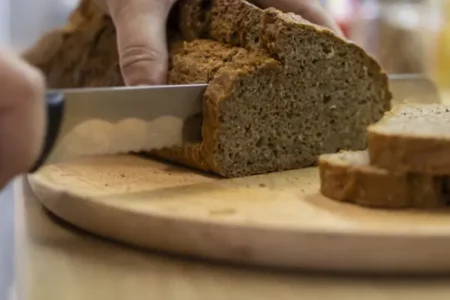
[24,0,392,177]
[368,104,450,175]
[319,151,448,208]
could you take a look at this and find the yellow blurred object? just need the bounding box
[436,0,450,89]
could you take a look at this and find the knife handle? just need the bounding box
[28,91,65,173]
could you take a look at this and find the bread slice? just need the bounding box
[368,104,450,175]
[23,0,392,178]
[319,151,448,208]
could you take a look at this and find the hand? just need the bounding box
[95,0,179,86]
[95,0,340,86]
[0,49,45,189]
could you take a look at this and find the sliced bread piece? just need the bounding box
[368,104,450,175]
[23,0,392,178]
[319,150,448,208]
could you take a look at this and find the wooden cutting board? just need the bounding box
[28,154,450,275]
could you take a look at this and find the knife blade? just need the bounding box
[30,84,207,172]
[29,74,440,172]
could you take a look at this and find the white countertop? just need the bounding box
[0,184,14,300]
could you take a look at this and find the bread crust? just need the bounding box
[319,151,447,208]
[23,0,392,178]
[368,104,450,175]
[368,131,450,175]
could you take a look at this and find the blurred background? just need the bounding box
[0,0,449,89]
[320,0,450,90]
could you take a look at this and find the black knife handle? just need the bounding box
[28,91,65,173]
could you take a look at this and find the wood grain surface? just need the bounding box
[27,151,450,274]
[14,90,450,299]
[15,178,450,300]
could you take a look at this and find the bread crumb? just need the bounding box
[209,208,237,216]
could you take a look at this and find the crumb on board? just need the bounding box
[209,208,237,216]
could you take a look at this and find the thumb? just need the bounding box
[109,0,177,86]
[0,49,45,188]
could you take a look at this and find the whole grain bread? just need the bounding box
[319,151,448,208]
[368,104,450,175]
[24,0,392,178]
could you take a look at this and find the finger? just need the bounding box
[0,49,45,188]
[253,0,344,37]
[108,0,177,86]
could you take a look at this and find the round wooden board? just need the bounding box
[28,155,450,274]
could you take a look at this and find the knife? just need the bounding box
[30,84,208,172]
[29,74,441,172]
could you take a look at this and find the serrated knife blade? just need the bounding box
[29,74,440,172]
[30,84,207,172]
